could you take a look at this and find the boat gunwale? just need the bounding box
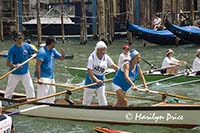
[1,97,200,111]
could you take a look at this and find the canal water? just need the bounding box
[0,39,199,133]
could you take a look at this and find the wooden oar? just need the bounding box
[137,72,186,88]
[7,105,49,116]
[3,78,113,111]
[136,88,200,102]
[141,58,157,69]
[105,91,161,102]
[164,79,200,88]
[33,81,76,89]
[0,53,37,80]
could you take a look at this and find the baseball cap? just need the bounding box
[122,44,129,50]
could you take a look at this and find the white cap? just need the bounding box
[130,49,139,59]
[0,101,2,107]
[95,41,107,50]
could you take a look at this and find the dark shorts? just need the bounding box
[196,71,200,76]
[160,69,166,74]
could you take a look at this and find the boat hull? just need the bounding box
[165,18,200,44]
[2,97,200,129]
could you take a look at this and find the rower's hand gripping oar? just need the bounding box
[3,78,113,111]
[0,53,37,80]
[136,88,200,102]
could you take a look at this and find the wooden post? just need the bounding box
[191,0,194,25]
[18,0,23,32]
[127,0,133,45]
[15,0,19,32]
[105,0,112,45]
[0,0,4,41]
[175,0,179,24]
[37,0,42,47]
[61,0,65,43]
[92,0,97,39]
[97,0,106,41]
[80,0,87,45]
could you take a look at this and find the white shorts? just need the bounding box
[112,83,122,92]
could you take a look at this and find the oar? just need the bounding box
[33,81,76,89]
[3,78,113,111]
[0,53,37,80]
[164,79,200,88]
[136,88,200,102]
[7,105,49,116]
[141,58,157,69]
[137,72,186,88]
[105,91,161,102]
[143,65,179,74]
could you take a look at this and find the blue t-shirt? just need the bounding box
[112,63,139,92]
[7,43,35,75]
[35,46,61,79]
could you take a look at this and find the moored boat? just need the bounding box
[165,18,200,44]
[94,126,133,133]
[1,91,200,129]
[127,23,188,45]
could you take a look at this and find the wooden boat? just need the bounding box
[1,91,200,129]
[65,66,199,83]
[165,18,200,44]
[127,23,188,45]
[94,126,133,133]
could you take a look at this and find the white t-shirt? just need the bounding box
[0,114,12,133]
[153,17,161,26]
[161,57,179,69]
[118,52,130,68]
[192,57,200,71]
[87,51,114,76]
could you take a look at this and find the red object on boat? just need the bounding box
[94,126,133,133]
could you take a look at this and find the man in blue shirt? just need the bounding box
[35,36,65,103]
[4,32,36,100]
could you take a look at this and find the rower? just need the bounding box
[192,49,200,76]
[161,49,187,75]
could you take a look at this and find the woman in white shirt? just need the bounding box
[161,49,187,75]
[192,49,200,76]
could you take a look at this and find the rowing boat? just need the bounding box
[65,66,199,83]
[94,126,133,133]
[1,91,200,129]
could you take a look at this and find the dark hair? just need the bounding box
[26,39,32,44]
[13,32,24,41]
[46,36,57,45]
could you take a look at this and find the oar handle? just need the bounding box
[0,53,37,80]
[34,81,76,89]
[70,78,113,91]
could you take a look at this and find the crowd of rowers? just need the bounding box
[2,32,200,109]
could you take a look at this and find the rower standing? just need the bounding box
[161,49,187,75]
[118,44,130,68]
[0,101,15,133]
[4,32,36,100]
[35,36,65,103]
[192,49,200,76]
[82,41,118,106]
[112,49,149,107]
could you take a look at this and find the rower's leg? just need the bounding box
[96,86,107,105]
[114,89,128,107]
[82,88,95,106]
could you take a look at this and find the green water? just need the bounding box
[0,39,200,133]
